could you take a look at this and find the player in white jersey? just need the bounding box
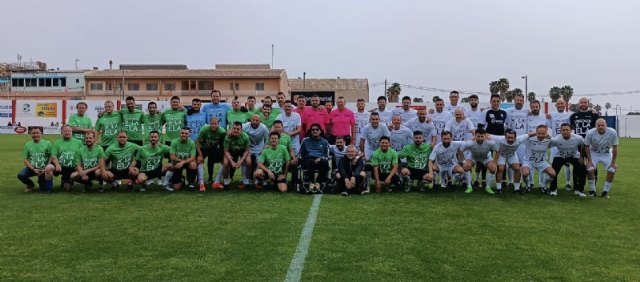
[275,100,302,154]
[493,129,536,194]
[546,99,574,191]
[466,95,484,130]
[460,129,498,194]
[242,115,270,186]
[354,98,371,146]
[406,108,437,146]
[444,91,468,116]
[392,96,418,126]
[504,95,530,189]
[549,123,587,197]
[389,115,413,151]
[427,131,466,190]
[370,96,394,126]
[584,119,619,198]
[359,112,391,160]
[445,108,475,141]
[431,98,453,144]
[522,125,557,194]
[525,100,549,189]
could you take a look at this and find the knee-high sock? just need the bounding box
[565,165,572,183]
[215,167,223,183]
[603,181,612,192]
[241,165,248,184]
[198,164,205,184]
[162,171,173,186]
[187,169,197,184]
[465,171,472,186]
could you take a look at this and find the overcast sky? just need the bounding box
[3,0,640,113]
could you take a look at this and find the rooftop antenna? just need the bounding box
[75,58,80,70]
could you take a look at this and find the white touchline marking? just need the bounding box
[284,194,323,282]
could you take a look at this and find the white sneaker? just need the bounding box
[145,179,154,185]
[549,190,558,196]
[163,185,174,192]
[574,190,587,198]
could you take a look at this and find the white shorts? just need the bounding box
[436,164,456,177]
[590,153,612,170]
[516,144,526,162]
[497,154,520,166]
[522,161,550,172]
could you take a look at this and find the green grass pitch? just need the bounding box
[1,134,639,281]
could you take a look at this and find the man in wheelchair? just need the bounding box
[298,123,331,194]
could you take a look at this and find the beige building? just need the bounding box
[287,78,369,105]
[84,64,288,102]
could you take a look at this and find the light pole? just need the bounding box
[521,75,527,99]
[615,105,621,136]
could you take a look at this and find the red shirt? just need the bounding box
[302,107,330,133]
[329,108,355,136]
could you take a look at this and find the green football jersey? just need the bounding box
[197,125,226,150]
[143,113,163,143]
[120,109,144,141]
[161,109,186,141]
[371,148,398,174]
[278,133,292,150]
[52,138,84,168]
[22,140,52,169]
[105,142,139,171]
[398,143,432,170]
[170,138,196,160]
[95,112,122,147]
[68,113,93,141]
[223,132,250,152]
[260,114,276,129]
[77,145,106,169]
[136,144,170,172]
[226,110,249,129]
[258,144,291,174]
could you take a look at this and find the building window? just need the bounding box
[26,78,37,87]
[146,83,158,91]
[76,79,80,83]
[53,78,59,87]
[127,83,140,91]
[164,83,176,91]
[107,82,122,91]
[198,81,213,90]
[90,83,103,90]
[45,78,52,87]
[255,83,264,91]
[230,83,239,91]
[60,78,66,87]
[38,78,45,87]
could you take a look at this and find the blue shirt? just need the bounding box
[186,110,208,140]
[202,103,231,129]
[299,137,330,159]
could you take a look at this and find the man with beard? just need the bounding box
[294,95,309,140]
[392,96,417,126]
[167,127,198,191]
[353,98,371,146]
[505,94,530,190]
[371,136,399,193]
[71,131,105,192]
[161,96,186,146]
[466,95,484,130]
[445,108,475,142]
[255,132,291,192]
[328,96,356,145]
[259,104,276,129]
[521,125,557,194]
[493,129,536,194]
[120,96,145,146]
[432,98,453,144]
[406,108,437,146]
[143,102,163,144]
[525,100,549,190]
[547,99,574,191]
[272,91,287,117]
[444,91,468,116]
[370,96,394,126]
[95,100,121,152]
[196,118,227,189]
[222,122,251,189]
[584,118,619,198]
[299,123,331,193]
[202,90,231,129]
[102,131,139,191]
[17,127,52,192]
[302,95,330,136]
[132,131,171,192]
[242,115,270,188]
[186,98,208,141]
[46,125,84,191]
[398,131,432,192]
[389,115,413,151]
[275,100,302,155]
[245,96,260,116]
[227,96,249,130]
[427,131,466,190]
[570,97,599,138]
[549,123,587,197]
[460,129,499,194]
[359,112,391,160]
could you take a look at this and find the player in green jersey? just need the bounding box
[255,132,291,192]
[45,125,84,191]
[17,127,52,192]
[71,131,106,192]
[222,121,251,189]
[245,96,261,116]
[259,104,276,129]
[226,97,249,130]
[131,131,171,192]
[161,96,187,145]
[398,131,432,192]
[95,100,122,151]
[196,117,227,189]
[143,101,163,144]
[371,136,399,193]
[68,101,94,141]
[103,131,139,191]
[165,127,197,191]
[120,96,145,145]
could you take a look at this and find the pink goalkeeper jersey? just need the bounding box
[329,108,355,136]
[302,106,330,133]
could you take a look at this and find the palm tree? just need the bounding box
[505,88,522,103]
[594,104,602,114]
[413,97,423,103]
[497,78,510,101]
[527,92,536,103]
[461,96,470,103]
[560,85,574,104]
[489,81,500,95]
[432,95,441,103]
[605,102,612,116]
[549,86,562,102]
[386,83,401,102]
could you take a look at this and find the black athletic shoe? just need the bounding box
[589,190,597,197]
[517,189,525,195]
[526,186,532,193]
[496,189,503,195]
[507,183,515,191]
[601,191,609,198]
[540,187,547,194]
[473,181,480,188]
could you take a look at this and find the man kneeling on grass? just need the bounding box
[254,132,291,192]
[336,145,366,196]
[131,131,171,192]
[71,131,106,192]
[17,127,52,192]
[164,127,197,191]
[46,125,84,191]
[102,131,139,192]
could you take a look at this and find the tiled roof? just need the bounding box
[288,78,369,90]
[85,69,286,79]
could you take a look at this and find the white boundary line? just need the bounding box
[284,194,323,282]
